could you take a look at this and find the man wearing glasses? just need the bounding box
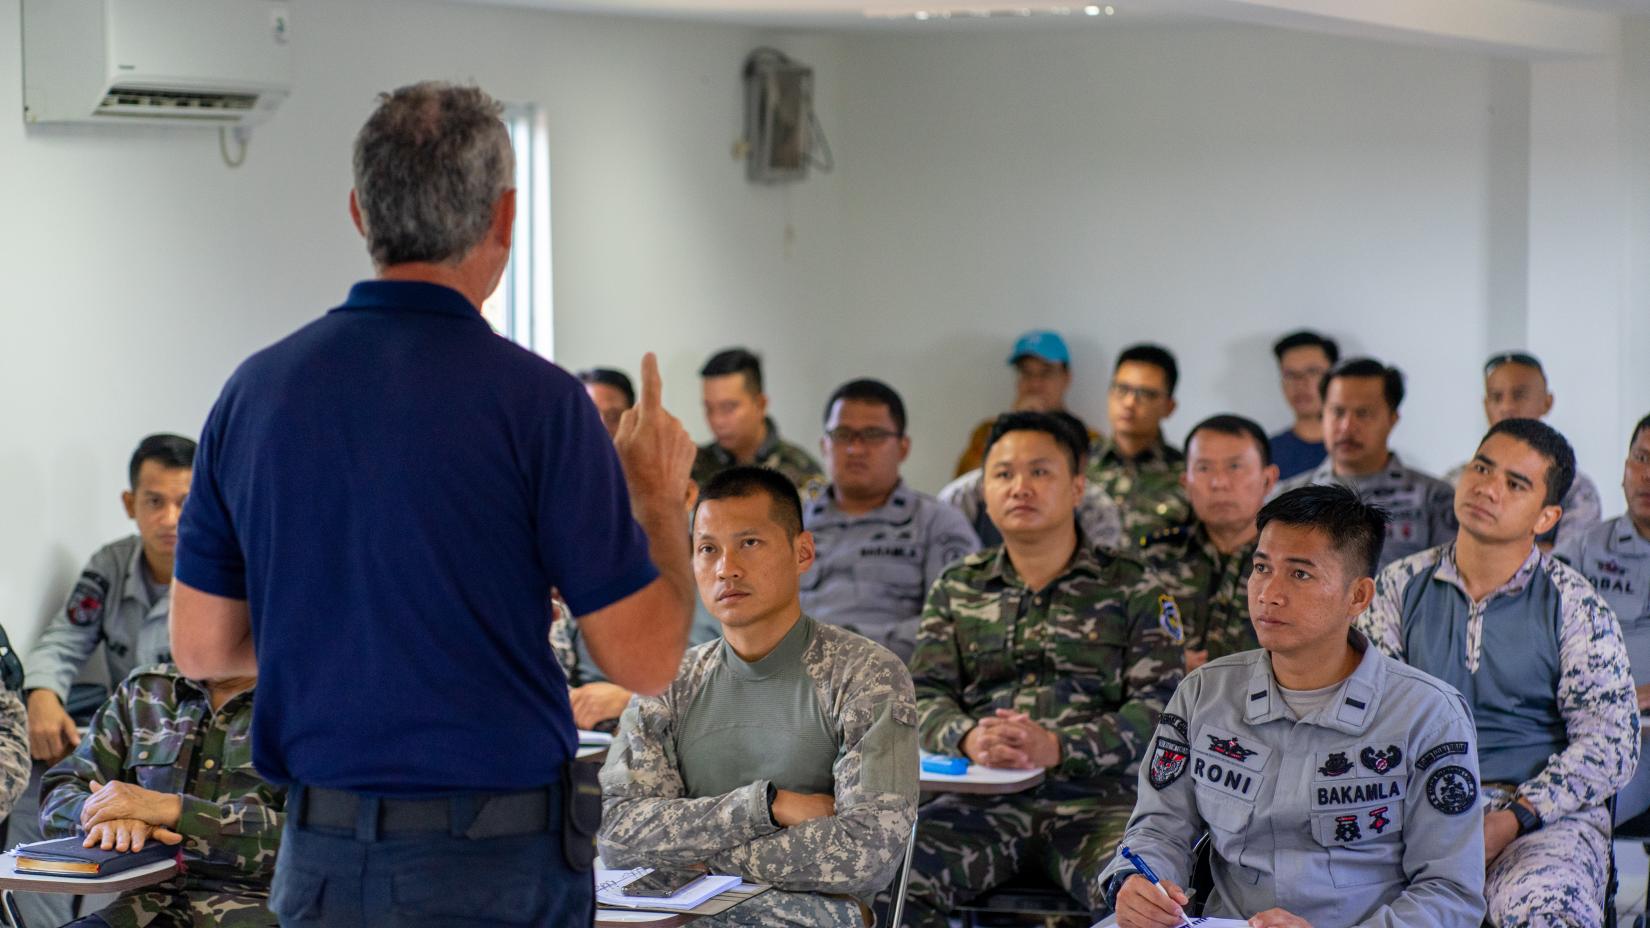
[1089,344,1190,540]
[802,379,980,662]
[1268,330,1339,480]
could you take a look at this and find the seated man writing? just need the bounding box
[40,664,284,928]
[1100,485,1484,928]
[598,466,919,927]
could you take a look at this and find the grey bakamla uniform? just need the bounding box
[25,535,174,701]
[1097,634,1485,927]
[1448,461,1601,551]
[801,482,981,662]
[1274,454,1457,569]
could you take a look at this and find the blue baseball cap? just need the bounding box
[1007,330,1070,366]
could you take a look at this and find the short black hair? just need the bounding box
[1256,484,1389,581]
[1272,330,1340,365]
[982,411,1086,475]
[1480,418,1576,507]
[1049,410,1093,460]
[1114,343,1179,396]
[696,466,803,539]
[1320,357,1405,411]
[1633,413,1650,448]
[699,348,763,395]
[576,367,635,408]
[129,433,197,489]
[823,378,906,435]
[1185,414,1272,468]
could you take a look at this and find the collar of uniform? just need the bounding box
[331,280,486,323]
[1611,515,1650,554]
[121,541,158,609]
[710,416,786,468]
[981,528,1103,588]
[1097,435,1181,468]
[1312,451,1406,485]
[1244,629,1381,732]
[720,613,813,681]
[1433,541,1543,600]
[809,481,913,526]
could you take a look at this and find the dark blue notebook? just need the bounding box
[14,836,178,878]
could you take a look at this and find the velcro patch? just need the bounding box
[1148,737,1190,791]
[1188,753,1262,802]
[1196,726,1271,773]
[1414,741,1469,772]
[1312,776,1404,811]
[1314,750,1356,780]
[1312,803,1403,845]
[1359,744,1404,777]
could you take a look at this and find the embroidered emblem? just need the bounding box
[1157,595,1184,643]
[1414,741,1469,772]
[1318,752,1353,778]
[1368,806,1391,834]
[1334,815,1362,842]
[1148,737,1190,791]
[66,571,111,627]
[1159,713,1188,740]
[1360,745,1403,775]
[1207,735,1258,762]
[1425,765,1478,816]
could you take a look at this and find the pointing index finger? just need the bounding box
[638,352,663,412]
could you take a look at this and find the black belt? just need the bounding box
[298,785,557,839]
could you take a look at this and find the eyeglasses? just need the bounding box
[1281,367,1329,384]
[1109,382,1166,404]
[825,427,900,446]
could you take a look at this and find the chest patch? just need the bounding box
[1198,727,1271,772]
[1316,751,1355,779]
[1360,744,1403,776]
[1313,776,1404,810]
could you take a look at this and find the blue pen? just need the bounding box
[1119,846,1189,928]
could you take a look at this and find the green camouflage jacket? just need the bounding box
[41,664,285,927]
[910,537,1185,781]
[1085,436,1190,540]
[1136,521,1259,661]
[692,418,826,501]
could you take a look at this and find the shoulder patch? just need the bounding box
[1425,765,1478,815]
[1414,741,1469,772]
[1157,595,1184,643]
[1148,737,1190,790]
[1159,712,1189,741]
[66,570,111,627]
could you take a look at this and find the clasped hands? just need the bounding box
[78,780,184,853]
[960,709,1061,770]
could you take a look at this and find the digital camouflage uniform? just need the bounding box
[902,538,1184,926]
[936,467,1124,553]
[1135,522,1258,661]
[1085,437,1189,541]
[550,592,721,690]
[41,664,286,928]
[598,617,918,927]
[691,417,826,501]
[0,686,33,819]
[1358,545,1637,928]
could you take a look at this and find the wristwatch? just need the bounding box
[764,782,780,828]
[1510,802,1543,836]
[1102,869,1139,912]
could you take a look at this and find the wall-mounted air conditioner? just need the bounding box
[21,0,293,128]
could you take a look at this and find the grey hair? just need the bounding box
[351,82,514,268]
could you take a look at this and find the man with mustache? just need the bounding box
[599,466,918,926]
[902,411,1183,926]
[1358,418,1637,928]
[1274,358,1456,569]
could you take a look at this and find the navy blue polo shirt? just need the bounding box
[176,280,657,796]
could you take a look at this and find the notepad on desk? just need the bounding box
[12,837,178,878]
[596,866,742,911]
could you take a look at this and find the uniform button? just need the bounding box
[1087,632,1097,640]
[1023,673,1036,684]
[203,759,216,769]
[1156,504,1169,514]
[138,750,150,760]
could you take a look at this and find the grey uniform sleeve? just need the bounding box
[922,504,981,594]
[596,689,781,868]
[1353,708,1486,928]
[1552,475,1602,553]
[704,650,919,897]
[1518,591,1638,821]
[1095,675,1203,898]
[24,551,119,699]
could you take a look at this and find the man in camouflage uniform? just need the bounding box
[1357,420,1637,928]
[41,663,284,927]
[600,467,918,927]
[1444,352,1601,552]
[1138,415,1278,672]
[692,347,825,499]
[903,412,1184,926]
[1087,344,1189,539]
[1275,358,1456,569]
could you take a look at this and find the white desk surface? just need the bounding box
[0,853,177,893]
[919,753,1045,795]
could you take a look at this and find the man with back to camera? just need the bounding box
[901,411,1184,926]
[1445,352,1601,551]
[1268,330,1338,480]
[599,466,919,927]
[1101,485,1484,928]
[168,82,698,926]
[17,433,195,928]
[801,378,980,662]
[1358,418,1637,927]
[953,330,1099,477]
[1554,412,1650,822]
[692,347,825,499]
[1137,415,1277,672]
[1088,344,1190,540]
[1274,357,1456,569]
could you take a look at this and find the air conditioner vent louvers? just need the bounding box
[99,86,259,115]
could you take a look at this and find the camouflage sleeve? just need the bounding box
[705,641,918,897]
[1051,573,1183,779]
[1094,674,1204,898]
[548,594,580,684]
[172,782,286,881]
[40,678,134,837]
[1551,474,1602,553]
[1356,560,1412,660]
[909,574,975,755]
[0,689,31,821]
[921,504,981,595]
[23,550,118,699]
[597,686,781,868]
[1517,580,1639,821]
